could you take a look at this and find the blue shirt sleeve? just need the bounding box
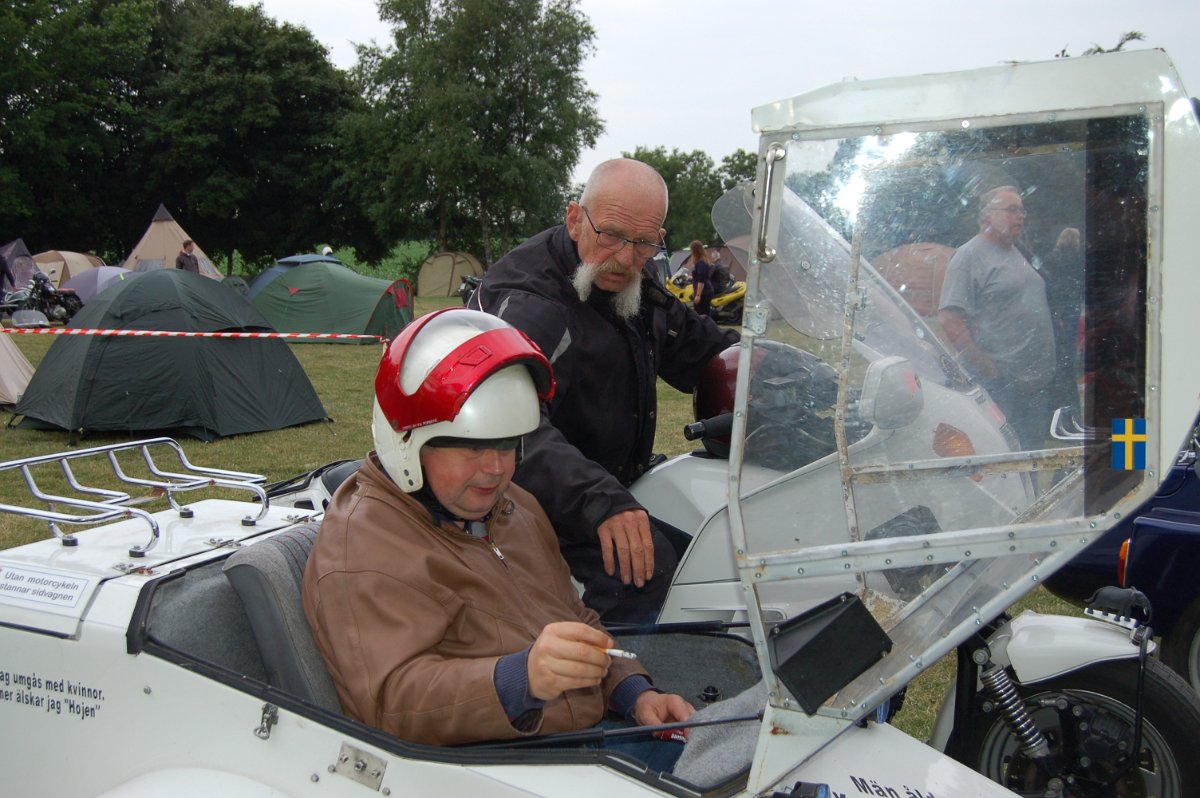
[493,647,544,731]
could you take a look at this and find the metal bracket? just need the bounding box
[332,742,387,791]
[254,703,278,740]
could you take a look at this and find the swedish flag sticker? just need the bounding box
[1111,418,1147,470]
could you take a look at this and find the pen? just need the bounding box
[601,647,638,660]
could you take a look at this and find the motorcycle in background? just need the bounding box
[666,261,745,325]
[0,271,82,325]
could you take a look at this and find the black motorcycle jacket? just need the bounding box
[473,225,739,544]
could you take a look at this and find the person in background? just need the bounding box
[471,158,739,623]
[938,185,1055,449]
[0,251,12,292]
[303,309,693,769]
[689,240,714,316]
[175,240,199,273]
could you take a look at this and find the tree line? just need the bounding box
[1,0,755,275]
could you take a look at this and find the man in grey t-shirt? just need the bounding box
[938,186,1055,449]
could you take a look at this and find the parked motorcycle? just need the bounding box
[666,261,745,324]
[457,273,481,306]
[0,270,82,324]
[625,54,1200,793]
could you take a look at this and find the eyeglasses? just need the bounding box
[991,205,1027,216]
[580,206,666,259]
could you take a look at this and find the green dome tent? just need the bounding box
[250,260,401,344]
[15,270,328,441]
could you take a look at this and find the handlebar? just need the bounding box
[684,412,733,441]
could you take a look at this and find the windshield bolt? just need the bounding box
[143,686,152,695]
[310,775,319,783]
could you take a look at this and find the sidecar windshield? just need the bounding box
[718,50,1198,734]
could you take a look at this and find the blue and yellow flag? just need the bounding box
[1111,418,1147,470]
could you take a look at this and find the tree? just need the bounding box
[1055,30,1145,59]
[718,149,758,191]
[134,0,358,270]
[352,0,602,263]
[625,146,724,248]
[0,0,156,254]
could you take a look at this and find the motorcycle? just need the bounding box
[457,273,481,306]
[2,50,1199,798]
[666,259,746,324]
[624,49,1200,795]
[0,270,83,325]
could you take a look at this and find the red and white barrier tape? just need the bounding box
[0,327,380,341]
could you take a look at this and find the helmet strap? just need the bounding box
[413,486,495,538]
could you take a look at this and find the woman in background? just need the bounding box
[689,240,714,316]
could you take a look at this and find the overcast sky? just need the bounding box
[237,0,1199,184]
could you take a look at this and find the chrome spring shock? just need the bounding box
[980,664,1051,760]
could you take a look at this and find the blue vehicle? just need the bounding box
[1046,420,1200,690]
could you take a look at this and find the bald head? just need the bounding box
[580,159,669,221]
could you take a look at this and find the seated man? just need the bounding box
[302,308,694,767]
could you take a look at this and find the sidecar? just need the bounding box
[3,48,1199,798]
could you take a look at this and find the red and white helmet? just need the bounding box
[372,308,554,491]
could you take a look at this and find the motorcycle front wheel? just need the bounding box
[962,658,1200,797]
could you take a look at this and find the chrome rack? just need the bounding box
[0,438,269,558]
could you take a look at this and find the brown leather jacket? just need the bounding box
[302,453,646,745]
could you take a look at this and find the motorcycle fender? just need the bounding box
[1005,610,1150,684]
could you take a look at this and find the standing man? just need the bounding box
[938,185,1055,448]
[176,240,199,273]
[0,250,12,292]
[472,158,739,623]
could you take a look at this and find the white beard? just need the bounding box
[572,261,643,320]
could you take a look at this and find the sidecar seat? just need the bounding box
[223,521,342,714]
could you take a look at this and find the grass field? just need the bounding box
[0,297,1075,741]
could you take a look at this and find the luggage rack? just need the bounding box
[0,438,269,558]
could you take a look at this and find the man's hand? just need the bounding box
[597,509,655,587]
[527,622,611,701]
[633,690,695,737]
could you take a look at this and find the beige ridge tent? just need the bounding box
[416,251,483,297]
[0,334,34,407]
[123,204,222,280]
[33,250,105,289]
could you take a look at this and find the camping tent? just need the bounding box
[363,278,415,343]
[32,250,105,289]
[416,251,483,297]
[62,266,141,305]
[245,253,344,301]
[0,334,35,407]
[250,260,397,343]
[122,204,222,280]
[1,239,36,292]
[222,274,251,295]
[15,270,327,441]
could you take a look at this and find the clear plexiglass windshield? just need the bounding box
[718,64,1172,732]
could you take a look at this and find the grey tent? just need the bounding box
[16,270,327,441]
[1,239,36,292]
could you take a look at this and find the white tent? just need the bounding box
[0,334,35,407]
[33,250,105,289]
[416,251,483,297]
[122,204,221,280]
